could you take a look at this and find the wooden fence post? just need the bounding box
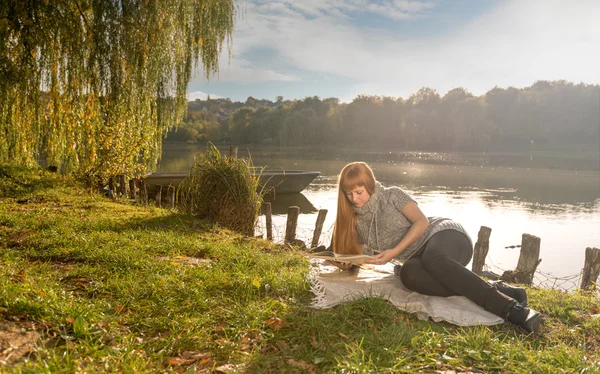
[310,209,328,248]
[168,185,176,209]
[118,174,127,197]
[155,185,162,208]
[285,206,300,244]
[129,179,137,200]
[472,226,492,275]
[264,202,273,241]
[580,247,600,290]
[140,180,148,205]
[229,146,238,159]
[501,233,541,285]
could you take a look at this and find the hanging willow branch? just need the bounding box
[0,0,235,184]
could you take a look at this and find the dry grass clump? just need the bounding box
[178,143,266,235]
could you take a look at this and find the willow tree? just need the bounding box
[0,0,235,183]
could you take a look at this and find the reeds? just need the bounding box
[178,143,266,236]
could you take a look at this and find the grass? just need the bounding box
[0,164,599,373]
[178,143,266,237]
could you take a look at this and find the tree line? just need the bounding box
[169,81,599,153]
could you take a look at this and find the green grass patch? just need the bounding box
[1,164,599,373]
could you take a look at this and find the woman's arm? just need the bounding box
[366,201,429,264]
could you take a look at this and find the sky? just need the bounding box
[188,0,600,103]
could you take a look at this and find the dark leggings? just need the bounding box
[400,230,513,317]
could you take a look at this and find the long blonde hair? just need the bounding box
[333,162,376,254]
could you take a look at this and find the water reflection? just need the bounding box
[263,193,317,215]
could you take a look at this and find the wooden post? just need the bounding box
[580,247,600,290]
[285,206,300,244]
[311,209,328,248]
[472,226,492,275]
[141,180,148,205]
[229,146,238,159]
[118,174,127,197]
[264,202,273,241]
[129,179,137,200]
[501,233,541,285]
[168,185,176,209]
[155,185,162,208]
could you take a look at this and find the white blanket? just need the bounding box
[309,260,504,327]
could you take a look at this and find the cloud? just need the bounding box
[188,91,222,101]
[193,46,299,84]
[367,0,435,20]
[193,0,600,99]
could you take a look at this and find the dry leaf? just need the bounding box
[338,332,349,339]
[65,317,75,324]
[264,316,284,330]
[13,269,26,282]
[214,364,241,373]
[276,340,290,351]
[167,357,192,366]
[181,351,211,361]
[8,230,34,247]
[166,352,212,367]
[287,359,316,373]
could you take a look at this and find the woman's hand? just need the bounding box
[366,249,397,265]
[325,260,354,270]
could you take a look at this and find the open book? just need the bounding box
[309,250,375,266]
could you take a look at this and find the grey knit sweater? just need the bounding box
[353,182,472,263]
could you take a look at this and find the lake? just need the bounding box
[158,143,600,288]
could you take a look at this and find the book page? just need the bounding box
[309,252,374,265]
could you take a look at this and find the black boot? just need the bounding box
[504,301,542,334]
[489,280,528,305]
[393,264,402,276]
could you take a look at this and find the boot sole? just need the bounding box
[523,312,542,334]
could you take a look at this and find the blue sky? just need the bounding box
[188,0,600,103]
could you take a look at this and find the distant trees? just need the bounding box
[0,0,236,183]
[168,81,599,154]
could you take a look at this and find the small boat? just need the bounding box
[143,169,320,195]
[259,170,321,194]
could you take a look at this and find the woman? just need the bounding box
[330,161,541,333]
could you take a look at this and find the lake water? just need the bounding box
[158,143,600,287]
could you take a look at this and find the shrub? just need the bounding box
[178,143,266,235]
